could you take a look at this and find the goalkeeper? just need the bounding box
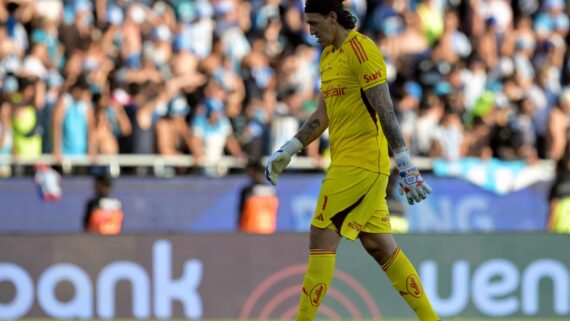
[265,1,439,320]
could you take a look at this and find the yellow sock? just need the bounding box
[383,247,439,321]
[295,249,336,321]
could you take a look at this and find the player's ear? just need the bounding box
[328,11,337,24]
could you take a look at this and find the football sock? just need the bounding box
[383,247,439,321]
[295,249,336,321]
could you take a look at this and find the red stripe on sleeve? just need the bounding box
[349,39,364,63]
[353,38,369,62]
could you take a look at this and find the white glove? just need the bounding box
[395,151,432,205]
[265,138,303,185]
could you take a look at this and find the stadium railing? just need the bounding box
[0,154,555,178]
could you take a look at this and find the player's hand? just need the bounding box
[265,138,303,185]
[395,151,432,205]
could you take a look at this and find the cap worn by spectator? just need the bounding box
[205,98,224,118]
[405,81,423,100]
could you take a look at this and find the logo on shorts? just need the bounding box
[405,274,423,298]
[321,195,329,210]
[347,221,363,232]
[316,213,324,221]
[310,283,327,306]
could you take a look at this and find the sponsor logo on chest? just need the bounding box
[322,85,347,99]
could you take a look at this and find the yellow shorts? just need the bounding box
[311,166,391,240]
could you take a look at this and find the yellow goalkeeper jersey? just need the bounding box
[320,29,390,175]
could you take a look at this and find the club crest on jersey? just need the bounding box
[364,70,382,83]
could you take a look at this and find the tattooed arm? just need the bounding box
[364,83,432,204]
[265,96,329,185]
[363,83,407,153]
[294,95,329,146]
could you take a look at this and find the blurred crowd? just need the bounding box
[1,0,570,177]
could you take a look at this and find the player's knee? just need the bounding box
[364,244,390,264]
[309,225,341,250]
[360,235,396,264]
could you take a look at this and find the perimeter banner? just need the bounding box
[0,234,568,319]
[0,175,550,233]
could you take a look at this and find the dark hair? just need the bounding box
[246,159,264,171]
[7,2,19,14]
[304,0,357,29]
[17,76,36,90]
[94,172,113,188]
[72,75,90,91]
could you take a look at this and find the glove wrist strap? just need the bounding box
[282,138,304,156]
[395,150,412,170]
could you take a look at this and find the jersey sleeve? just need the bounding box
[348,35,387,90]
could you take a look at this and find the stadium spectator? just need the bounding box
[92,89,132,155]
[413,91,444,156]
[0,0,568,177]
[2,1,30,55]
[41,71,64,154]
[52,75,95,161]
[270,86,302,153]
[129,81,161,155]
[489,102,522,160]
[548,87,570,161]
[431,111,464,161]
[514,96,539,159]
[0,80,13,168]
[397,81,422,148]
[191,80,246,176]
[237,160,279,234]
[84,172,124,235]
[120,3,145,70]
[10,76,43,158]
[239,96,271,163]
[154,84,194,157]
[390,11,429,71]
[463,116,493,159]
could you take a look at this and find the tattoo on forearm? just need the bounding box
[295,119,321,146]
[365,85,407,153]
[378,110,406,152]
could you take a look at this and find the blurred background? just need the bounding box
[0,0,569,320]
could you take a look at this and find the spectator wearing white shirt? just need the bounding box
[191,93,245,177]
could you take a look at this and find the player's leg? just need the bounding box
[295,166,373,321]
[295,225,341,321]
[360,232,439,321]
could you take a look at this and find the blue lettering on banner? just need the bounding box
[0,175,550,233]
[400,176,550,232]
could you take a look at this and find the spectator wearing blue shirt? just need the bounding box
[52,76,95,161]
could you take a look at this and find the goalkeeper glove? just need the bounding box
[395,151,432,205]
[265,138,303,185]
